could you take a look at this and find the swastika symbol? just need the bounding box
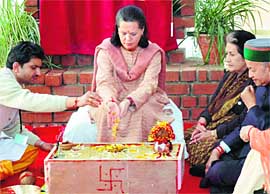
[97,165,125,193]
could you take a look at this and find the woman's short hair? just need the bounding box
[6,41,45,69]
[226,30,256,57]
[110,5,149,48]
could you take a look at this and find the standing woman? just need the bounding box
[184,30,256,167]
[90,5,183,143]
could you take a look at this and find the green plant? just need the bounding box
[0,0,59,69]
[194,0,268,65]
[173,0,183,16]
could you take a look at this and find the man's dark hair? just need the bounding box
[6,41,45,69]
[110,5,149,48]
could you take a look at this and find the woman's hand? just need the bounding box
[119,99,130,118]
[190,128,211,144]
[190,119,209,143]
[106,101,120,128]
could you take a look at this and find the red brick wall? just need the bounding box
[23,67,224,126]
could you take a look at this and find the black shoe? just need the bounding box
[200,177,210,188]
[189,164,206,177]
[254,188,267,194]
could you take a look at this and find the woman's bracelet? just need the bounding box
[215,145,224,157]
[198,121,206,127]
[126,96,135,106]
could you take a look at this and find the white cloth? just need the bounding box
[63,106,97,143]
[233,150,264,194]
[165,100,188,158]
[0,132,27,161]
[63,101,188,158]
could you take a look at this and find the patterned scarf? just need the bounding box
[207,69,250,129]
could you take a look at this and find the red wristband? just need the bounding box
[72,97,79,109]
[215,145,224,157]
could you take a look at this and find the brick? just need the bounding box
[52,56,61,65]
[210,70,224,81]
[181,0,195,4]
[165,84,189,95]
[22,112,52,123]
[77,55,93,66]
[25,0,38,6]
[193,83,218,95]
[53,86,84,96]
[31,69,49,84]
[166,71,179,82]
[181,109,190,120]
[191,108,204,120]
[25,86,51,94]
[63,70,78,84]
[169,96,180,107]
[54,111,73,123]
[175,28,185,39]
[25,7,38,14]
[181,6,194,16]
[169,50,185,63]
[182,96,196,107]
[198,70,208,82]
[45,71,63,86]
[61,55,76,67]
[80,71,93,84]
[173,17,194,28]
[181,70,196,81]
[85,85,92,92]
[198,96,208,107]
[183,121,197,129]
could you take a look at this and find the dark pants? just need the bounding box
[204,153,246,193]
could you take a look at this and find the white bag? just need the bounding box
[63,106,97,143]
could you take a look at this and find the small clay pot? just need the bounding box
[60,142,74,150]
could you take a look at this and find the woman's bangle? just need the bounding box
[198,121,206,127]
[215,145,224,157]
[110,97,116,102]
[126,96,135,106]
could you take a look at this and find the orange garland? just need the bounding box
[148,121,175,143]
